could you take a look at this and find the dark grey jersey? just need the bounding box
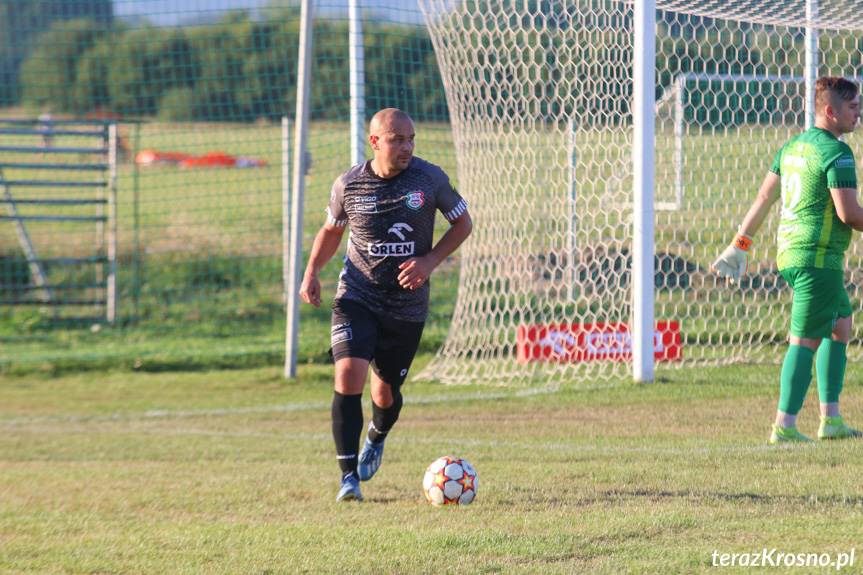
[326,156,467,321]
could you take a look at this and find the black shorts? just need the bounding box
[330,298,425,388]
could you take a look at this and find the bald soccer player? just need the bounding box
[300,108,473,501]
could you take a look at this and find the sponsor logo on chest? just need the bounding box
[367,222,415,256]
[368,241,415,256]
[351,196,378,213]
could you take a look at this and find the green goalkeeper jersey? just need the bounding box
[769,126,858,271]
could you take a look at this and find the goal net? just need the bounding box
[415,0,863,385]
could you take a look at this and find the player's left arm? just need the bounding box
[398,209,473,290]
[826,145,863,230]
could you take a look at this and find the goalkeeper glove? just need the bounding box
[712,231,752,285]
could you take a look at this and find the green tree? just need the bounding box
[236,18,300,120]
[309,19,350,121]
[19,18,109,112]
[105,27,197,117]
[365,23,440,121]
[184,12,255,121]
[0,0,112,105]
[408,52,449,120]
[72,30,122,114]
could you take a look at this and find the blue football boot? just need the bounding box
[336,471,363,502]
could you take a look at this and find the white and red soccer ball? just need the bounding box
[422,456,478,505]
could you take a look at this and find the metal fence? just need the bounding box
[0,1,456,368]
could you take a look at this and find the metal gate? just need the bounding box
[0,118,118,325]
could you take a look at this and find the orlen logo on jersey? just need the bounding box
[368,222,414,256]
[406,191,424,210]
[368,242,415,256]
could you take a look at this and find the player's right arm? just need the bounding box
[738,171,783,236]
[299,221,346,307]
[712,171,782,285]
[830,187,863,231]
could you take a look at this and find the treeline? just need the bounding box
[16,8,447,122]
[0,0,113,107]
[13,6,863,126]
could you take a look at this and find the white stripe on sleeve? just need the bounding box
[326,208,348,227]
[443,199,467,221]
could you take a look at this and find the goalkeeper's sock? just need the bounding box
[368,389,403,444]
[816,339,847,405]
[821,402,840,418]
[778,345,815,416]
[332,391,363,474]
[775,411,798,430]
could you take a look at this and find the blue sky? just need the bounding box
[112,0,427,26]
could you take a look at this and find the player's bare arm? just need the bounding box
[738,171,782,236]
[398,209,473,290]
[830,187,863,231]
[300,221,346,307]
[711,172,781,284]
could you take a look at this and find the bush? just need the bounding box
[157,88,198,121]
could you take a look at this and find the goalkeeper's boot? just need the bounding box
[769,424,813,445]
[336,471,363,502]
[817,416,863,440]
[357,432,385,482]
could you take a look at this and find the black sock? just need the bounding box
[332,391,363,474]
[368,389,403,444]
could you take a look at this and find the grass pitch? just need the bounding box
[2,358,863,574]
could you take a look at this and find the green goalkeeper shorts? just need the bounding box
[779,267,852,339]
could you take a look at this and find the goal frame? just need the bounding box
[285,0,827,384]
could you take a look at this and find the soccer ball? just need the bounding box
[422,456,478,505]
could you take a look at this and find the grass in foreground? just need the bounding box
[1,357,863,574]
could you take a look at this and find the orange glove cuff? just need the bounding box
[733,233,752,252]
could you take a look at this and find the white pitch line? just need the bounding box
[0,383,807,456]
[6,424,793,456]
[0,402,332,426]
[0,382,600,427]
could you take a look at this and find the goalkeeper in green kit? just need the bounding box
[713,76,863,444]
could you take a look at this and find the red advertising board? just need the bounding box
[517,321,682,364]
